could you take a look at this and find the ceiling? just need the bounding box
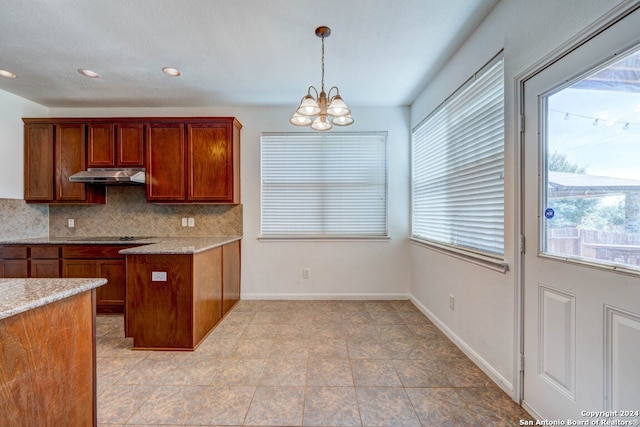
[0,0,497,109]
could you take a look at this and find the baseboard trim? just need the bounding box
[241,293,411,301]
[409,295,515,398]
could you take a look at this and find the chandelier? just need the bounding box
[289,26,353,131]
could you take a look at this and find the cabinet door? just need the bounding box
[187,123,234,202]
[56,124,87,201]
[63,259,97,278]
[96,260,126,313]
[146,123,186,201]
[87,123,115,166]
[24,124,54,201]
[0,260,29,278]
[31,259,61,278]
[117,123,144,166]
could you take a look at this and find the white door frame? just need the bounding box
[512,0,640,406]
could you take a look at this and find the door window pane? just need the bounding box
[543,46,640,270]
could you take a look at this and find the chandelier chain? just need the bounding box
[321,34,325,93]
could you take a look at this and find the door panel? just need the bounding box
[523,8,640,420]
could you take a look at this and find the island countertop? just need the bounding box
[0,277,107,320]
[0,236,242,255]
[118,236,241,255]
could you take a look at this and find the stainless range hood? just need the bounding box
[69,168,145,184]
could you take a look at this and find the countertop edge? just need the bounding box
[0,236,242,255]
[0,278,107,321]
[118,236,242,255]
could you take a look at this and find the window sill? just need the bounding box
[258,235,391,242]
[410,237,509,273]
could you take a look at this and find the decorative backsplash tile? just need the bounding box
[0,198,49,239]
[49,186,242,237]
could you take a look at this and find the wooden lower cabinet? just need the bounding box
[31,259,60,278]
[63,259,126,314]
[62,245,131,314]
[126,248,223,350]
[0,245,60,278]
[0,260,29,278]
[0,289,97,426]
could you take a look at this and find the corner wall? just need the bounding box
[409,0,624,396]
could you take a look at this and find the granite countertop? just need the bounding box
[0,236,242,255]
[0,278,107,321]
[118,236,241,255]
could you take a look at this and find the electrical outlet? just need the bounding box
[68,218,75,228]
[188,217,195,227]
[303,268,310,279]
[181,218,188,227]
[449,294,455,310]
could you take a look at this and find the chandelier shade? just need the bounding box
[290,26,353,131]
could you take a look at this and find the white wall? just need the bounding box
[0,89,48,198]
[47,105,412,299]
[409,0,624,396]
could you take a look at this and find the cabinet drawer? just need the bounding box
[0,246,28,259]
[30,246,60,259]
[62,245,129,259]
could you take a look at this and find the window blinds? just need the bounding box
[261,132,388,237]
[412,57,504,256]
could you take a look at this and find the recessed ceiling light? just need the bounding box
[162,67,181,77]
[78,69,99,78]
[0,69,17,79]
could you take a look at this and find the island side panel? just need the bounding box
[222,240,241,316]
[126,254,194,350]
[0,290,96,426]
[193,247,222,347]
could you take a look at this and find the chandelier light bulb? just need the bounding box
[289,112,313,126]
[311,115,332,131]
[332,115,354,126]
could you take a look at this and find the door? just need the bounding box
[523,9,640,420]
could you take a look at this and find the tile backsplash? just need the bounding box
[49,186,242,237]
[0,198,49,239]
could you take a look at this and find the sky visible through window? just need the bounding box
[547,48,640,180]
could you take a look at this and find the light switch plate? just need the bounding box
[188,217,195,227]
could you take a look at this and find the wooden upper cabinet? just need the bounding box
[117,123,144,166]
[56,124,88,201]
[146,123,186,201]
[88,123,144,167]
[188,122,237,202]
[24,121,105,204]
[87,123,115,166]
[147,118,241,204]
[24,117,239,204]
[24,123,54,201]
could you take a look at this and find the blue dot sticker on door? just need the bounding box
[544,208,555,219]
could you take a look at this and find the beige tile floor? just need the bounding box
[96,300,533,426]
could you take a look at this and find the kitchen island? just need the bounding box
[121,237,241,351]
[0,277,106,426]
[0,236,242,351]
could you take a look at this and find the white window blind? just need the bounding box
[412,56,504,256]
[261,132,387,238]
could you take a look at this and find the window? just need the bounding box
[261,132,387,238]
[411,55,504,257]
[542,46,640,270]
